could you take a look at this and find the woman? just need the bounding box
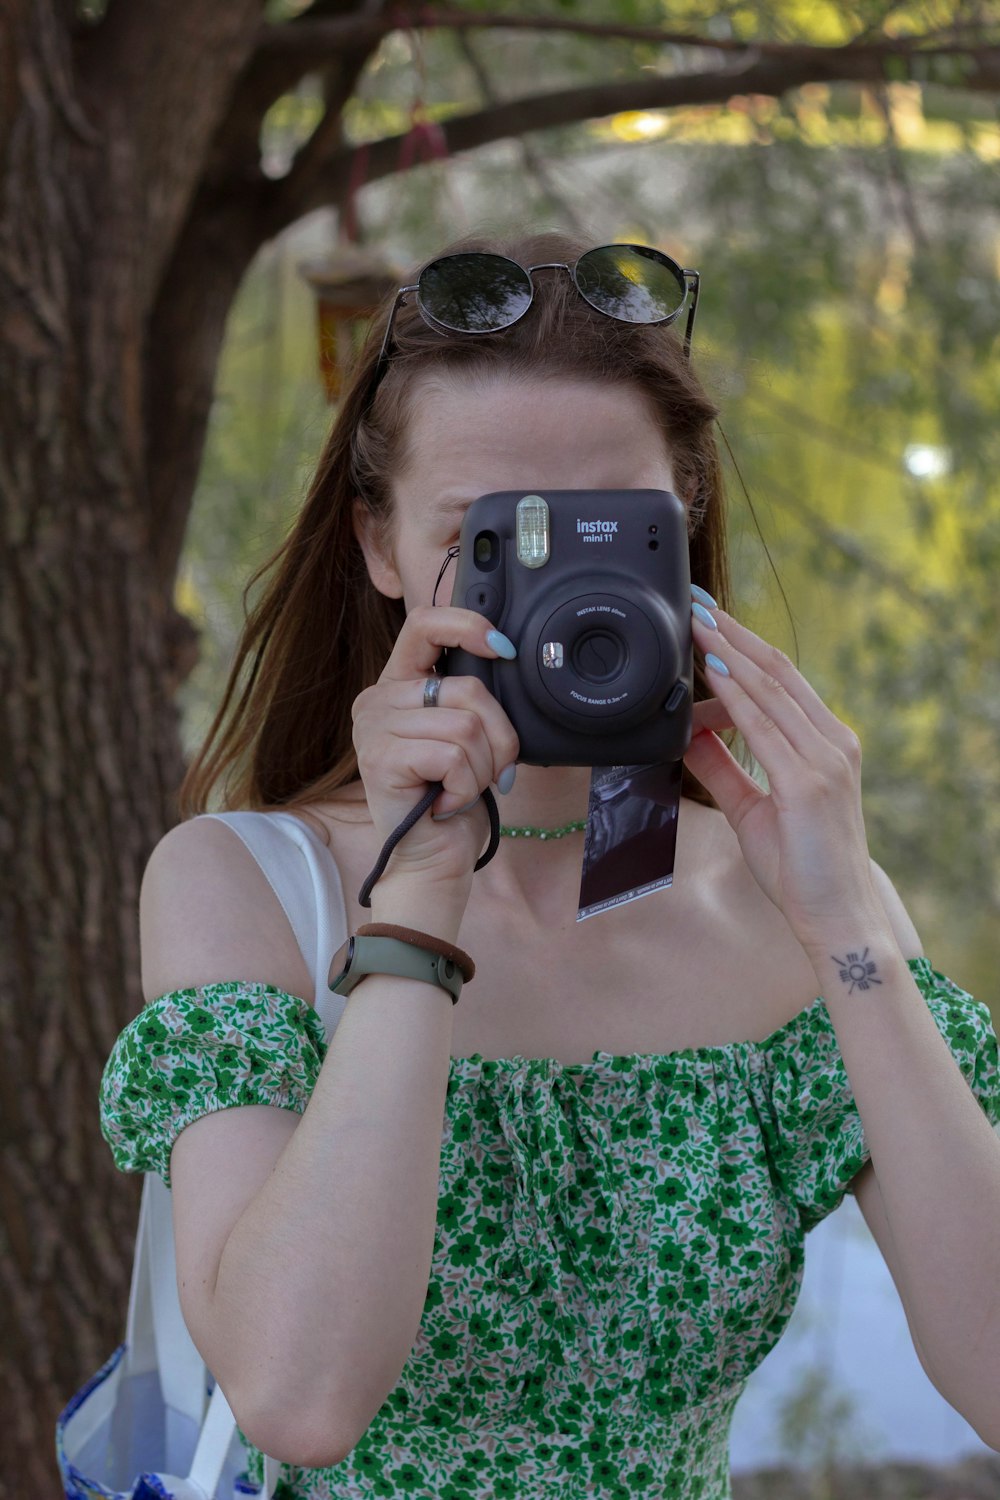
[101,232,1000,1499]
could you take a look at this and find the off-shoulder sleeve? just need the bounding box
[99,981,328,1188]
[759,956,1000,1233]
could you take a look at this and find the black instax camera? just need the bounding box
[440,489,692,766]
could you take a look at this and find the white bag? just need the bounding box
[58,810,349,1500]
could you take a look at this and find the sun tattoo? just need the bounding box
[831,948,883,994]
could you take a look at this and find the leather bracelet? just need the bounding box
[356,923,475,984]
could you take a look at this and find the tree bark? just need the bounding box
[0,5,258,1493]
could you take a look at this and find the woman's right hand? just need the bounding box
[351,606,520,889]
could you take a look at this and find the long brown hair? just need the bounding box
[178,230,739,821]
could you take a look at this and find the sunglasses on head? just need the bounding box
[365,244,701,408]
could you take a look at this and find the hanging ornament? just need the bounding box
[300,241,399,403]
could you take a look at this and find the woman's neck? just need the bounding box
[494,762,592,830]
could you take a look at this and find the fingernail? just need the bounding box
[691,601,718,630]
[705,652,730,677]
[691,584,718,609]
[496,763,516,795]
[486,629,517,660]
[432,796,480,822]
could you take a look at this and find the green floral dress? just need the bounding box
[100,958,1000,1500]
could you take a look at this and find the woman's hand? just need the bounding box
[682,605,882,954]
[352,606,520,887]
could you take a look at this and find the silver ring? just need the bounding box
[423,675,442,708]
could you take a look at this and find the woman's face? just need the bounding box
[355,374,677,608]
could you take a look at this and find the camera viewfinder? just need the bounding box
[473,532,500,571]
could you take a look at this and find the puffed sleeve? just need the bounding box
[99,981,328,1188]
[758,957,1000,1233]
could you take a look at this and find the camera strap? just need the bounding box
[358,784,500,908]
[432,545,460,606]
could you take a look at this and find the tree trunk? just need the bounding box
[0,4,254,1492]
[0,517,189,1500]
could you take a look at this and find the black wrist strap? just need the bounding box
[358,784,501,909]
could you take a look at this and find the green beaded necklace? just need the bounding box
[499,820,587,840]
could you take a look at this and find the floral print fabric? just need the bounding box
[100,958,1000,1499]
[100,983,328,1186]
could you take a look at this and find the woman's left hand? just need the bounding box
[683,606,882,953]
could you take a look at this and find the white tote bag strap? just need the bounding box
[125,1174,278,1497]
[186,1383,278,1498]
[149,1172,209,1424]
[125,1173,210,1426]
[203,810,349,1037]
[135,808,347,1496]
[124,1170,157,1372]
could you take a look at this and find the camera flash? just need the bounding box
[516,494,550,569]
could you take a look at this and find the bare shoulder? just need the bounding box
[139,815,313,1006]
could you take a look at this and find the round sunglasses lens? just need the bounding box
[417,253,533,333]
[576,245,685,323]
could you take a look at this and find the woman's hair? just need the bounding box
[178,229,736,821]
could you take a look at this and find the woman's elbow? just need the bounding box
[973,1415,1000,1456]
[227,1375,364,1470]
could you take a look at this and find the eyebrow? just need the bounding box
[428,494,474,521]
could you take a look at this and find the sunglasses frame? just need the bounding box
[365,245,701,409]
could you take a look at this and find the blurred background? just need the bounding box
[3,2,999,1494]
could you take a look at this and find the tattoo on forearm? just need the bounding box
[830,947,883,994]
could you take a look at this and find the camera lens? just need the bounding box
[524,589,676,735]
[573,630,626,684]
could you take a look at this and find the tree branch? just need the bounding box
[272,48,901,225]
[207,6,999,249]
[270,40,380,213]
[871,84,928,252]
[261,9,772,60]
[201,0,393,189]
[255,6,1000,71]
[453,29,586,234]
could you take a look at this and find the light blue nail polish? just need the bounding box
[705,652,730,677]
[432,796,480,821]
[496,763,516,795]
[486,629,517,660]
[692,601,718,630]
[691,583,718,609]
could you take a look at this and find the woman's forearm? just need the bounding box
[211,873,468,1464]
[802,914,1000,1449]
